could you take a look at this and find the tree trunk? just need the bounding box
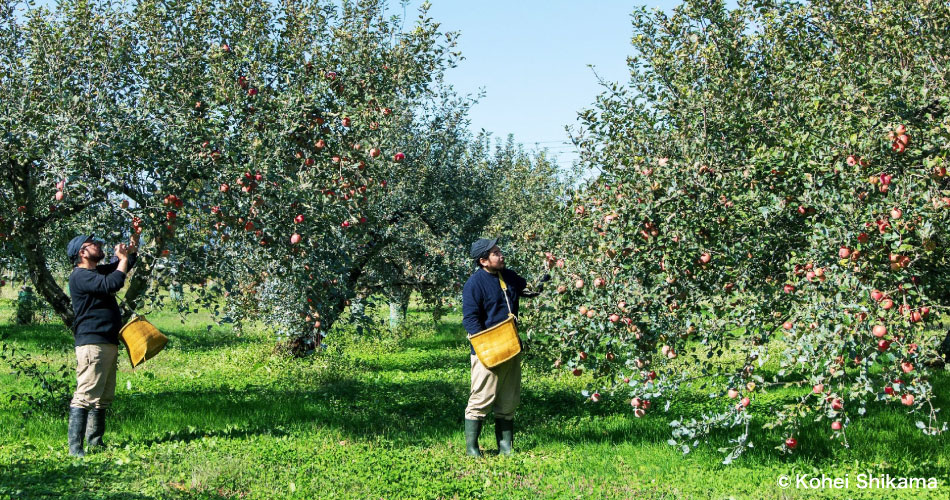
[388,287,410,330]
[21,227,74,328]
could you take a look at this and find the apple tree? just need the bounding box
[523,0,950,461]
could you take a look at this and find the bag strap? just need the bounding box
[498,273,514,317]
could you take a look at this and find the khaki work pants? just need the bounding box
[70,343,119,410]
[464,353,521,420]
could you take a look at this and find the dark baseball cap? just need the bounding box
[469,237,498,260]
[66,235,102,263]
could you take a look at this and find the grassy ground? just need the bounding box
[0,294,948,499]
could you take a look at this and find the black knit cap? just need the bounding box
[469,237,498,260]
[66,234,100,264]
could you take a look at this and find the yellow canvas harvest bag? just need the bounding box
[468,274,521,368]
[119,315,168,368]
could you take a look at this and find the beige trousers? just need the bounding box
[70,343,119,410]
[464,353,521,420]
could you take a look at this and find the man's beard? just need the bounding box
[89,250,105,263]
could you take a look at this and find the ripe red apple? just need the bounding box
[575,279,584,289]
[341,221,350,228]
[572,368,583,376]
[838,247,851,259]
[871,290,884,302]
[858,232,869,244]
[890,208,902,219]
[831,399,843,411]
[579,351,588,360]
[881,299,894,310]
[290,233,302,245]
[393,152,405,162]
[785,437,797,449]
[608,314,620,323]
[783,284,795,294]
[593,277,606,288]
[813,384,824,394]
[901,393,914,406]
[556,285,567,294]
[910,311,922,323]
[847,155,858,166]
[831,421,842,431]
[872,324,887,337]
[341,117,351,127]
[782,321,793,330]
[54,191,64,201]
[884,386,894,395]
[877,339,891,351]
[699,252,711,264]
[727,388,739,399]
[740,397,750,408]
[900,361,913,373]
[220,183,230,193]
[369,148,381,158]
[247,87,258,96]
[920,306,930,317]
[590,393,600,403]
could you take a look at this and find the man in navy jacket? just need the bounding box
[65,234,137,457]
[462,238,542,457]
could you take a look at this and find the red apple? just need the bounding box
[901,393,915,406]
[740,397,750,408]
[54,191,64,201]
[341,117,351,127]
[575,279,584,289]
[838,247,851,259]
[831,399,843,411]
[900,361,914,373]
[290,233,302,245]
[858,232,869,244]
[699,252,711,264]
[369,148,381,158]
[831,421,842,431]
[872,324,887,337]
[813,384,824,394]
[785,437,797,449]
[884,386,894,395]
[393,152,406,162]
[727,388,739,399]
[572,368,583,377]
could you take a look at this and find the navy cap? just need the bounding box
[470,237,498,260]
[66,235,99,264]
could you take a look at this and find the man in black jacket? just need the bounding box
[462,238,544,457]
[65,234,137,457]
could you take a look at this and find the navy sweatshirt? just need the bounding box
[462,267,527,355]
[68,255,137,346]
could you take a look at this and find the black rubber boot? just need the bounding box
[68,407,88,457]
[495,418,514,456]
[86,408,106,450]
[464,419,483,457]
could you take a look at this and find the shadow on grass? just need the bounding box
[0,322,73,351]
[0,458,229,500]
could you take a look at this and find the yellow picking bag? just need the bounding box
[119,315,168,368]
[468,274,521,368]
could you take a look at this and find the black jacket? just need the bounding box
[68,255,137,346]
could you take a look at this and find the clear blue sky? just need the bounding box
[397,1,683,169]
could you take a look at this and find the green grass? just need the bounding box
[0,296,949,499]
